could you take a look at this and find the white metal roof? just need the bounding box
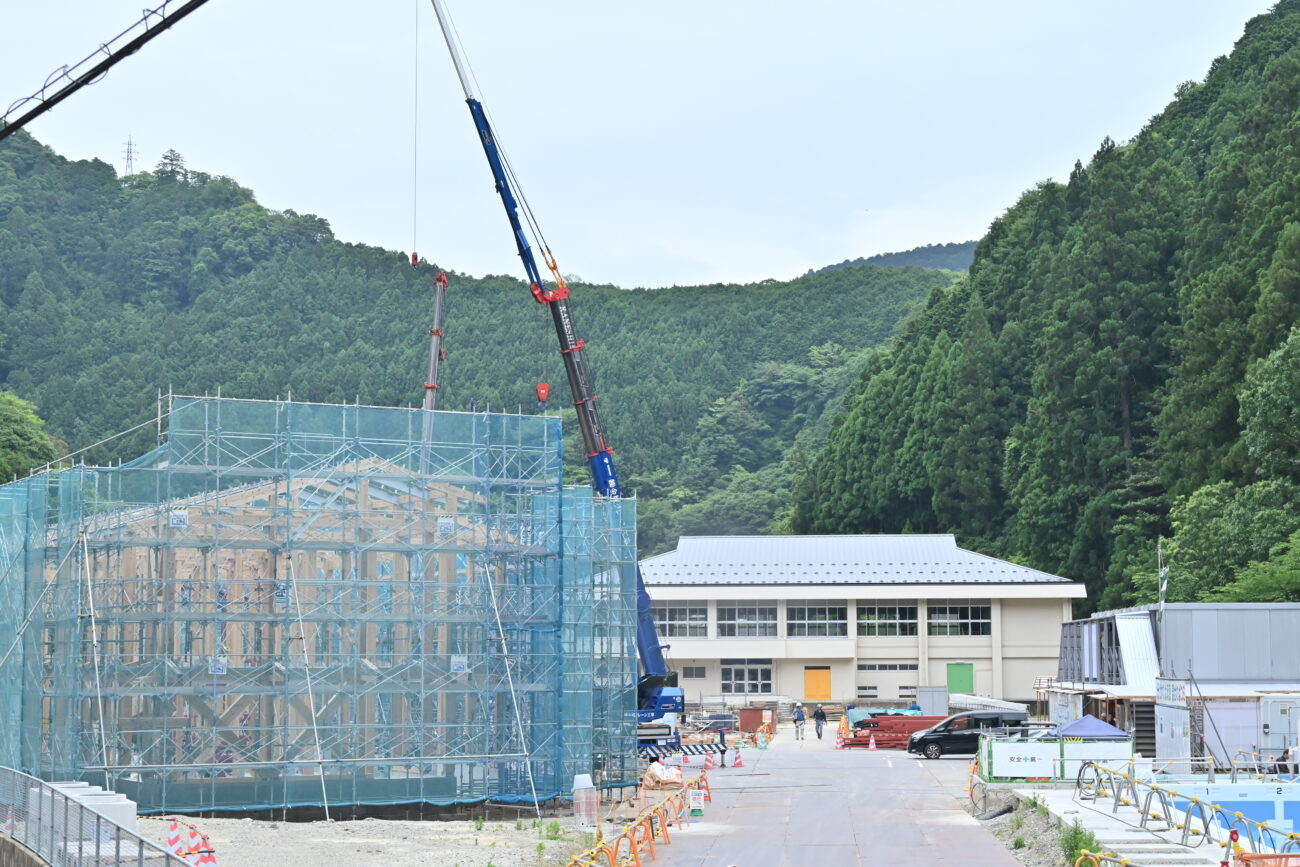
[1114,613,1160,688]
[640,534,1074,586]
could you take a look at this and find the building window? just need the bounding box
[717,602,777,637]
[857,663,919,671]
[786,601,848,637]
[681,666,706,679]
[720,659,772,694]
[857,685,878,698]
[927,600,992,636]
[652,603,708,638]
[899,685,917,696]
[857,603,918,636]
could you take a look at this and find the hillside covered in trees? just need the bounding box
[793,0,1300,608]
[0,132,954,552]
[814,241,977,274]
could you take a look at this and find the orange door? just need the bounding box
[804,666,831,701]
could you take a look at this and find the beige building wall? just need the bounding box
[650,588,1081,703]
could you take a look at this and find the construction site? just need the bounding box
[0,396,641,815]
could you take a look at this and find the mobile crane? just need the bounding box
[427,1,682,746]
[0,0,683,749]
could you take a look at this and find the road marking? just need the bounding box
[887,759,893,768]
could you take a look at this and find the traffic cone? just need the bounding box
[835,731,844,750]
[731,747,744,767]
[699,771,712,802]
[167,820,184,859]
[704,750,717,770]
[868,734,878,751]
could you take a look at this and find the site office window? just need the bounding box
[927,599,992,636]
[651,603,708,638]
[720,658,773,694]
[717,601,777,637]
[786,601,848,637]
[857,602,919,636]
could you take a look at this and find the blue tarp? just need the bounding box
[1058,714,1128,739]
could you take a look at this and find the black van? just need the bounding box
[906,709,1029,759]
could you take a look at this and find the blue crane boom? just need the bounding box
[428,1,672,689]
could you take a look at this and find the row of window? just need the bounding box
[692,659,927,695]
[653,600,993,638]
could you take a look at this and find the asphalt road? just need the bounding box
[652,726,1021,866]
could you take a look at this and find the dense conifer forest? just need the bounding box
[792,0,1300,607]
[0,133,952,553]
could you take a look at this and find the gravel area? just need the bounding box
[978,795,1071,867]
[139,812,602,867]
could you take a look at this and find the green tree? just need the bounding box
[0,392,57,481]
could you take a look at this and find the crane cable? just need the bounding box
[437,1,566,288]
[412,0,421,262]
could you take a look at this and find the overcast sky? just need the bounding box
[1,1,1276,288]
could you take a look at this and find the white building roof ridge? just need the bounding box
[641,534,1074,586]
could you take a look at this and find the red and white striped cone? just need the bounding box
[868,734,878,751]
[167,820,184,859]
[731,747,744,767]
[703,750,717,770]
[835,731,845,750]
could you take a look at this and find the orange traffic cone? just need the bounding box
[835,731,844,750]
[704,750,717,770]
[731,747,744,767]
[868,734,878,751]
[699,771,712,802]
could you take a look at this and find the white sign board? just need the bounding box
[450,655,469,674]
[1060,740,1133,779]
[990,741,1060,778]
[1156,677,1191,773]
[169,508,189,528]
[1048,691,1083,727]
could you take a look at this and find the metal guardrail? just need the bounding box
[1075,761,1300,859]
[0,766,187,866]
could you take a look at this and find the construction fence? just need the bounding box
[0,396,639,813]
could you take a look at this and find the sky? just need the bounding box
[0,1,1277,288]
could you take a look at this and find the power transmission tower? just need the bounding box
[122,135,138,176]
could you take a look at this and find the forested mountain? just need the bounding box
[816,241,977,274]
[793,0,1300,608]
[0,133,954,552]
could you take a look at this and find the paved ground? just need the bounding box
[653,726,1021,866]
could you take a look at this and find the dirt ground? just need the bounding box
[139,812,601,867]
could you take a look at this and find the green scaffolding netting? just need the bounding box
[0,397,638,812]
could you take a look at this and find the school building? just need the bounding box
[641,535,1085,704]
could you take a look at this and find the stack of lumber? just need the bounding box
[843,715,945,749]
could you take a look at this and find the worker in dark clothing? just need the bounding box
[812,705,828,740]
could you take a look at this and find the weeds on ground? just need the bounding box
[535,842,545,862]
[578,832,595,848]
[544,820,563,840]
[1012,835,1026,849]
[1008,810,1023,832]
[474,815,485,831]
[1059,819,1100,860]
[515,819,524,831]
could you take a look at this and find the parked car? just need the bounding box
[906,709,1029,759]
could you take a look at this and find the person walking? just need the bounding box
[813,705,828,740]
[792,703,806,740]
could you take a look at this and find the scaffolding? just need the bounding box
[0,396,638,813]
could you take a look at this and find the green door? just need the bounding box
[946,662,974,694]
